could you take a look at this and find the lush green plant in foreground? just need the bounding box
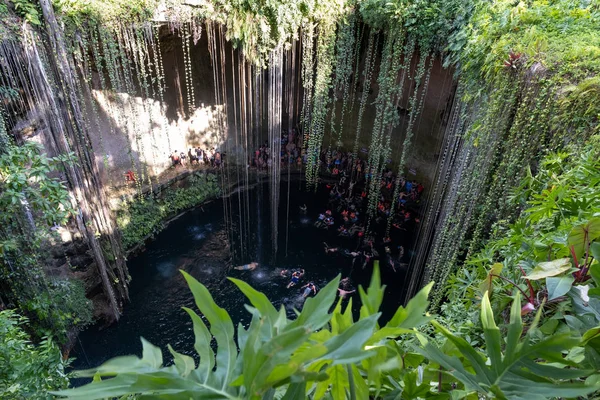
[0,310,70,399]
[54,264,599,399]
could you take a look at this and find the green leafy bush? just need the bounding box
[437,135,600,396]
[0,141,90,342]
[0,310,70,399]
[53,265,599,399]
[8,0,41,25]
[117,173,221,250]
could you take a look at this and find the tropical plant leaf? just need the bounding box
[525,258,571,280]
[478,263,503,296]
[168,344,195,377]
[317,313,379,365]
[229,277,279,329]
[182,307,215,380]
[290,275,340,331]
[415,294,597,399]
[546,275,574,300]
[591,242,600,262]
[182,271,237,393]
[481,292,502,376]
[402,369,430,399]
[568,218,600,259]
[359,262,385,321]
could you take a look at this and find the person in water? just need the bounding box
[234,262,258,271]
[287,269,305,288]
[302,282,317,298]
[323,242,339,254]
[338,277,356,299]
[337,286,356,299]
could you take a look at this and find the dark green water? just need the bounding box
[72,181,413,372]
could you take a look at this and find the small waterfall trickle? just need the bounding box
[21,199,36,233]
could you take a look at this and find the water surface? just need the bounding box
[72,181,413,372]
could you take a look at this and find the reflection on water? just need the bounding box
[72,182,412,374]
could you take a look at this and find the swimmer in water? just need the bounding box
[280,269,290,277]
[337,287,356,299]
[302,282,317,298]
[234,262,258,271]
[323,242,339,254]
[287,269,305,288]
[299,204,307,214]
[338,278,355,298]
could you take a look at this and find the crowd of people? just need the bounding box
[233,157,425,300]
[252,128,302,169]
[169,147,223,168]
[227,125,427,303]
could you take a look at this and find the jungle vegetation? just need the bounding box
[0,0,599,398]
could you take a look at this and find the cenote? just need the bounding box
[4,0,600,397]
[72,180,414,372]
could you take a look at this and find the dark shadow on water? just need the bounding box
[71,181,414,380]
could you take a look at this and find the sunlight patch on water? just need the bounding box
[155,261,176,278]
[194,233,206,240]
[188,225,201,233]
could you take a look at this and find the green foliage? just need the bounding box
[450,0,600,85]
[2,256,94,341]
[52,263,600,399]
[0,141,91,341]
[0,310,70,399]
[8,0,41,25]
[425,0,600,306]
[359,0,472,51]
[52,0,157,26]
[53,265,434,399]
[0,142,73,229]
[418,292,596,399]
[25,278,93,337]
[117,173,221,250]
[438,135,600,397]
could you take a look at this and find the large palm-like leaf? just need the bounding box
[52,265,435,399]
[415,292,597,399]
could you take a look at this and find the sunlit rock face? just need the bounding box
[90,90,224,185]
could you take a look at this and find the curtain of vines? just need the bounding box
[305,20,337,188]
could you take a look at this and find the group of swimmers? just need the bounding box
[235,261,359,302]
[234,264,319,299]
[281,269,317,298]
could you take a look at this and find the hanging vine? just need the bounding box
[330,7,357,148]
[351,29,377,161]
[300,24,315,152]
[305,20,337,188]
[387,44,433,233]
[365,27,404,218]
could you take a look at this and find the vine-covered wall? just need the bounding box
[411,0,600,306]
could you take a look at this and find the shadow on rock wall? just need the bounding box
[90,90,224,188]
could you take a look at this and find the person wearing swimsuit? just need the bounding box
[287,269,305,288]
[302,282,317,298]
[234,262,258,271]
